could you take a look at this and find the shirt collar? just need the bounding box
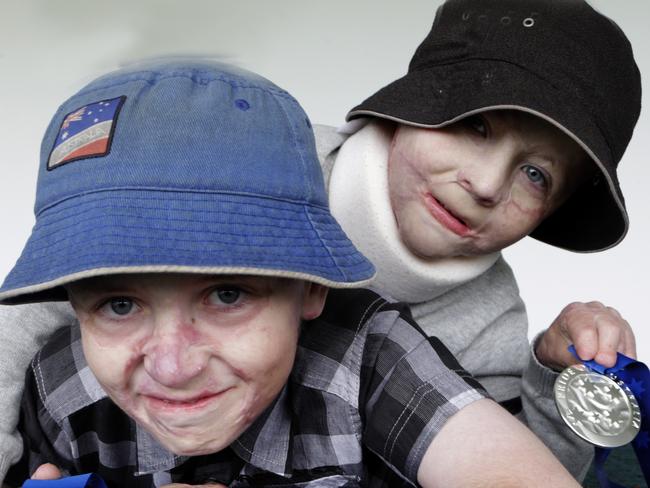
[230,384,294,476]
[135,424,187,475]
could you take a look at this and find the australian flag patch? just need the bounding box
[48,96,125,169]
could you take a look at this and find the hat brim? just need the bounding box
[347,59,627,252]
[0,190,375,304]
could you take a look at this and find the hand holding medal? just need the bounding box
[535,301,645,486]
[554,347,649,487]
[536,301,636,373]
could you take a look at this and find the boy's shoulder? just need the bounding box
[291,288,486,483]
[315,287,396,326]
[27,323,106,422]
[297,287,467,375]
[303,285,473,357]
[301,287,412,344]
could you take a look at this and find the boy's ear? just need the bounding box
[300,283,328,321]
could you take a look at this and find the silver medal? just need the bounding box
[554,364,641,447]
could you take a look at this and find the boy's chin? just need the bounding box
[137,409,252,455]
[155,427,241,456]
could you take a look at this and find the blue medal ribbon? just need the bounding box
[23,474,107,488]
[568,345,649,488]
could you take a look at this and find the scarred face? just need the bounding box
[387,111,592,259]
[67,273,327,456]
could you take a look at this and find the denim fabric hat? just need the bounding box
[0,61,375,304]
[347,0,642,252]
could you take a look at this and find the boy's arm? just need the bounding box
[359,299,579,487]
[424,256,594,480]
[417,398,580,488]
[0,302,75,484]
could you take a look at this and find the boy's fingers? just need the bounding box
[542,301,637,370]
[31,463,62,480]
[570,324,598,362]
[623,327,637,359]
[614,313,636,359]
[592,316,622,367]
[573,304,635,365]
[559,302,599,360]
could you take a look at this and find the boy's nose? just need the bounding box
[457,154,511,206]
[142,321,209,387]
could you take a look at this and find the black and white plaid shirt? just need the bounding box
[8,288,487,487]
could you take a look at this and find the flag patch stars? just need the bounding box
[48,96,125,169]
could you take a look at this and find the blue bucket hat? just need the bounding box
[0,61,375,304]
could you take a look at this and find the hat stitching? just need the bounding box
[302,206,348,282]
[36,188,331,218]
[24,221,355,257]
[28,206,350,247]
[34,196,327,227]
[22,231,349,258]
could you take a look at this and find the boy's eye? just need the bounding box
[208,288,242,306]
[101,297,135,316]
[462,114,488,137]
[522,164,548,187]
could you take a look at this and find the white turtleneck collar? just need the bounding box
[328,121,500,303]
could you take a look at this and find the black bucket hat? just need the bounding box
[347,0,641,252]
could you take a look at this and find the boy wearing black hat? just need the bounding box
[315,0,640,480]
[0,61,581,487]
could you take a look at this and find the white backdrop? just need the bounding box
[1,0,648,359]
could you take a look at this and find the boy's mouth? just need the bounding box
[143,390,227,411]
[424,193,471,236]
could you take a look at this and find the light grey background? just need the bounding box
[1,1,648,359]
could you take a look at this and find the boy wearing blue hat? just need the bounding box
[0,62,579,487]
